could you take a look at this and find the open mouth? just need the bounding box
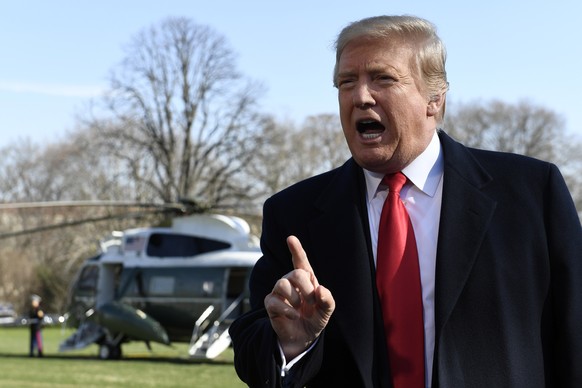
[356,119,385,139]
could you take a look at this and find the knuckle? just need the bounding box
[264,295,277,310]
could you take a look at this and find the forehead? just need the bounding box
[337,37,415,73]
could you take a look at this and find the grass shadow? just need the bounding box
[0,351,234,365]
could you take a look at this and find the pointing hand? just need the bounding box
[264,236,335,359]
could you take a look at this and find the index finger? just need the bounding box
[286,235,318,286]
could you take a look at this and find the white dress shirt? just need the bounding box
[364,130,444,388]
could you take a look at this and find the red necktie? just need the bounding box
[376,172,425,388]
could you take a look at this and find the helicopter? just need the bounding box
[57,212,262,360]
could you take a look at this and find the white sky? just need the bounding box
[1,0,581,148]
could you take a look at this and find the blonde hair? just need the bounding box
[333,15,449,121]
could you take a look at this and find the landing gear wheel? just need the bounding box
[98,344,110,360]
[98,343,122,360]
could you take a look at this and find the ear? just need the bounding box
[427,93,445,117]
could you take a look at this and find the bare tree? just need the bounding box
[249,113,350,200]
[87,17,270,211]
[301,114,351,174]
[0,130,128,203]
[444,99,565,160]
[0,137,170,313]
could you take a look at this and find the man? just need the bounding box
[29,294,44,357]
[230,15,582,387]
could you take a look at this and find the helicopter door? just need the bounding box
[225,267,248,319]
[189,267,249,359]
[95,263,122,308]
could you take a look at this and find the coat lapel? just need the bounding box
[307,159,381,386]
[434,132,497,339]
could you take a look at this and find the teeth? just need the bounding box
[362,132,381,139]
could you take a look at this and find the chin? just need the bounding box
[354,158,387,173]
[356,153,406,174]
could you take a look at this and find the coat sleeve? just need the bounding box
[546,164,582,386]
[229,309,283,388]
[229,195,324,388]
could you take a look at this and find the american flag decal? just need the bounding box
[124,236,145,252]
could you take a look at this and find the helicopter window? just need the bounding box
[146,233,231,258]
[149,276,175,295]
[77,265,99,292]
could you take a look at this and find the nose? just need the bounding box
[353,82,375,109]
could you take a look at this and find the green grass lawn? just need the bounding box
[0,326,247,387]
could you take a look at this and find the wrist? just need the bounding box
[281,338,314,360]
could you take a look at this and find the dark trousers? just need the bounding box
[29,329,43,356]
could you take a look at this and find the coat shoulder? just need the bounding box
[267,159,360,206]
[440,131,558,186]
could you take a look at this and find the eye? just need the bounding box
[375,74,396,84]
[337,78,356,89]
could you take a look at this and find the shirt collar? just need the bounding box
[363,130,444,200]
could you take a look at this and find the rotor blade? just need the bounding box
[0,208,175,240]
[0,201,185,211]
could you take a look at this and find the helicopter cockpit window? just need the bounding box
[77,265,99,292]
[146,233,231,258]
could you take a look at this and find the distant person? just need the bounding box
[29,294,44,357]
[229,15,582,387]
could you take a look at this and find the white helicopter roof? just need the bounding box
[172,214,259,250]
[97,214,261,267]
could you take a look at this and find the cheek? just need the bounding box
[338,103,352,130]
[338,94,351,112]
[341,122,353,145]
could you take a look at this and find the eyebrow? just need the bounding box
[337,64,401,80]
[336,70,356,79]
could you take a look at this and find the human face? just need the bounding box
[337,37,439,174]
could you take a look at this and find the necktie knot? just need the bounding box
[382,172,407,194]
